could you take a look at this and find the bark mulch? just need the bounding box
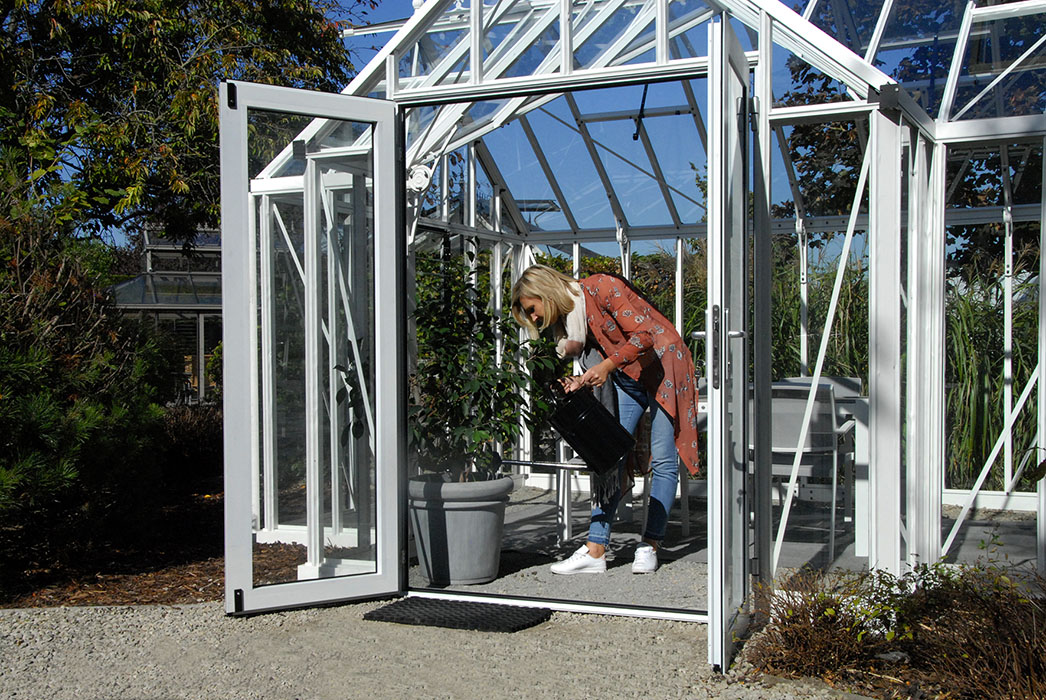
[0,492,305,609]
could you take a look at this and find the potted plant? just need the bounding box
[407,248,556,585]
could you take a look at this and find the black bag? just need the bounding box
[548,383,635,475]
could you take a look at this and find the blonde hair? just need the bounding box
[510,264,581,339]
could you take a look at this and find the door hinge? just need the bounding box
[234,588,244,613]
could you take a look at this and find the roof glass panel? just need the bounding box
[644,113,705,224]
[524,102,615,231]
[805,0,885,57]
[588,117,673,227]
[620,14,656,66]
[398,2,471,89]
[480,118,568,231]
[573,0,649,70]
[666,0,712,59]
[484,0,558,76]
[503,17,561,78]
[950,13,1046,121]
[878,0,964,48]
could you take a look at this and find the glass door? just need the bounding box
[220,81,404,613]
[706,16,751,670]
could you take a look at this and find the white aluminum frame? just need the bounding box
[220,81,404,613]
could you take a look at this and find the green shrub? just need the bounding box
[155,405,224,495]
[0,210,171,566]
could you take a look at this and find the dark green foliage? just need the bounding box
[0,208,171,566]
[945,254,1040,491]
[154,405,224,496]
[746,562,1046,699]
[409,246,560,481]
[0,0,367,241]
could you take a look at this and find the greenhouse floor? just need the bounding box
[408,483,1040,611]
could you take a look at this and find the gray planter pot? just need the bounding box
[408,474,514,585]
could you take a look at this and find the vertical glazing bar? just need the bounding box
[869,108,904,576]
[1002,147,1015,489]
[327,184,343,535]
[386,52,398,99]
[752,8,773,586]
[441,153,450,221]
[197,313,206,402]
[260,196,277,532]
[303,156,324,573]
[561,0,573,75]
[352,171,371,549]
[906,131,945,565]
[656,0,669,64]
[249,194,262,529]
[471,0,483,85]
[800,224,809,375]
[1039,135,1046,575]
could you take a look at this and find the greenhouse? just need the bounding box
[218,0,1046,669]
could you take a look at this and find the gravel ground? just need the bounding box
[0,601,871,699]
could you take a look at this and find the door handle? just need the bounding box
[711,305,721,390]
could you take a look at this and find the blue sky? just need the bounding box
[344,0,419,76]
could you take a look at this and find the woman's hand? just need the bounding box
[560,375,584,393]
[577,358,616,389]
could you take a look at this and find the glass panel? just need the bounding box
[249,109,378,585]
[872,0,962,116]
[269,194,307,542]
[643,112,707,224]
[248,111,313,179]
[620,15,656,66]
[574,0,648,70]
[806,0,886,57]
[772,49,852,107]
[503,20,561,78]
[398,2,470,90]
[480,119,566,231]
[517,104,614,231]
[589,118,673,227]
[320,149,378,574]
[951,15,1046,120]
[484,0,557,77]
[630,239,679,320]
[668,0,713,59]
[579,239,624,275]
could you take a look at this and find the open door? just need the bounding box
[220,81,404,613]
[706,16,751,670]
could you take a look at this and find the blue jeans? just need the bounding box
[587,373,679,546]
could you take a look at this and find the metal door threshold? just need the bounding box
[407,588,708,623]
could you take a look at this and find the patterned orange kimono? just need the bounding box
[580,273,701,475]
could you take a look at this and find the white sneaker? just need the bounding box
[632,543,658,574]
[550,545,607,575]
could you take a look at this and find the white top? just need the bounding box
[555,281,587,358]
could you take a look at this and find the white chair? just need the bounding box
[763,382,855,562]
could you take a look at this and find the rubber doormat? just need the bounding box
[363,597,552,632]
